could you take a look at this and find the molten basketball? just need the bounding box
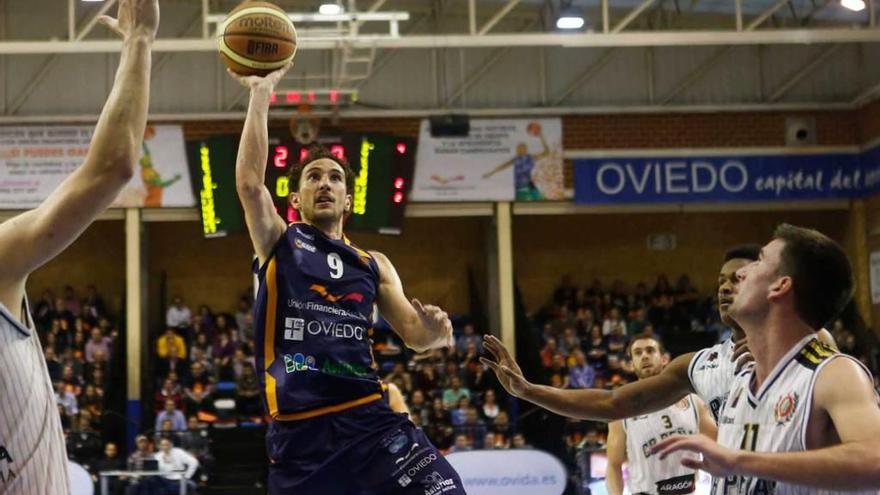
[217,1,297,77]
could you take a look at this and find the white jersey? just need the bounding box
[714,335,878,495]
[0,300,70,494]
[688,338,738,421]
[623,395,701,495]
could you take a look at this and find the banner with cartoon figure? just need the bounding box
[0,125,195,209]
[412,119,564,201]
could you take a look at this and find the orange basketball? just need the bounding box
[217,1,297,77]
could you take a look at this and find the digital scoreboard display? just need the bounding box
[264,132,415,235]
[187,132,415,238]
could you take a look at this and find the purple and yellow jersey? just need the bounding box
[254,222,384,421]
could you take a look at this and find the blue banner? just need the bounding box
[574,145,880,204]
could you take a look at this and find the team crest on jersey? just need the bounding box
[774,392,799,425]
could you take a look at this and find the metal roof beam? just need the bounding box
[612,0,657,33]
[767,44,842,101]
[1,29,880,54]
[552,49,618,105]
[478,0,521,35]
[660,46,732,104]
[746,0,791,30]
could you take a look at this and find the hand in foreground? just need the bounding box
[480,334,531,398]
[732,337,754,373]
[412,299,454,350]
[652,434,740,477]
[99,0,159,40]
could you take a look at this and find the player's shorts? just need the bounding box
[266,399,466,494]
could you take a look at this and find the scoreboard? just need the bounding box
[187,132,415,238]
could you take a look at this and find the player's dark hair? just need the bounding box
[626,333,664,358]
[772,224,853,329]
[287,144,356,194]
[724,244,761,262]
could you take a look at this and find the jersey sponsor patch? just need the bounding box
[656,473,696,495]
[773,392,799,425]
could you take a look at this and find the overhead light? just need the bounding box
[556,2,585,29]
[319,3,344,15]
[841,0,865,10]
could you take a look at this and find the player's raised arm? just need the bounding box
[481,335,695,421]
[229,65,291,264]
[0,0,157,284]
[372,251,454,353]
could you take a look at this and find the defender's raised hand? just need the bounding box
[480,335,531,398]
[98,0,159,40]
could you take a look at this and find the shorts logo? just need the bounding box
[283,353,318,373]
[774,392,799,425]
[310,284,365,304]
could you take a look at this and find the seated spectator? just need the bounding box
[568,350,595,389]
[585,325,608,371]
[547,353,570,389]
[410,389,428,425]
[230,348,254,381]
[385,363,412,394]
[80,383,104,420]
[190,347,214,376]
[191,332,213,361]
[483,432,508,450]
[492,411,511,446]
[68,413,102,465]
[447,434,471,454]
[154,437,199,495]
[442,375,470,409]
[540,339,558,369]
[480,389,500,421]
[455,324,482,355]
[602,307,626,337]
[511,433,530,449]
[81,284,107,322]
[90,442,124,493]
[557,327,581,356]
[212,332,236,379]
[55,380,79,419]
[166,296,193,330]
[455,408,487,449]
[235,364,262,417]
[184,362,216,414]
[45,347,62,382]
[156,345,188,382]
[450,397,469,426]
[84,349,109,383]
[84,327,112,363]
[127,435,154,470]
[235,296,254,341]
[157,328,186,360]
[155,399,187,432]
[606,324,628,356]
[196,305,216,333]
[155,378,184,412]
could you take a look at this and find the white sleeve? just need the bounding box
[175,448,200,479]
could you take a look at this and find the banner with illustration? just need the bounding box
[412,119,564,201]
[0,125,195,209]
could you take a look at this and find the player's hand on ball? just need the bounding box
[651,434,739,476]
[98,0,159,40]
[480,335,531,398]
[227,62,293,92]
[412,299,454,349]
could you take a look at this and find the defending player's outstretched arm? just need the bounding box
[0,0,157,291]
[230,63,292,265]
[372,251,454,353]
[653,357,880,490]
[481,335,695,421]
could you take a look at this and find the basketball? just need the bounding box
[217,1,297,77]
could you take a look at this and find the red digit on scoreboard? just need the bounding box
[273,146,288,168]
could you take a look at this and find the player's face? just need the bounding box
[717,258,751,326]
[630,338,666,379]
[729,239,787,326]
[292,159,352,224]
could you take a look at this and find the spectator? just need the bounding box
[45,346,62,381]
[183,361,216,414]
[195,305,215,332]
[190,346,214,375]
[166,296,192,330]
[235,297,254,341]
[61,364,84,396]
[82,284,107,323]
[455,324,482,355]
[442,375,470,408]
[235,364,262,417]
[480,389,500,421]
[568,350,595,389]
[80,383,104,419]
[155,378,184,412]
[63,285,82,317]
[540,339,558,369]
[156,344,187,382]
[154,437,199,494]
[450,397,470,426]
[85,349,109,384]
[155,399,187,432]
[190,332,213,361]
[601,307,625,337]
[447,434,471,453]
[157,328,186,360]
[90,442,124,492]
[55,380,79,418]
[456,408,487,449]
[410,389,428,425]
[84,328,112,363]
[512,433,530,449]
[127,435,154,470]
[558,327,581,356]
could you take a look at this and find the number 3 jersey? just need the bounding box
[254,223,384,421]
[623,395,701,495]
[714,334,878,495]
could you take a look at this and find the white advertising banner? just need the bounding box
[446,449,567,495]
[0,125,194,209]
[413,118,564,201]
